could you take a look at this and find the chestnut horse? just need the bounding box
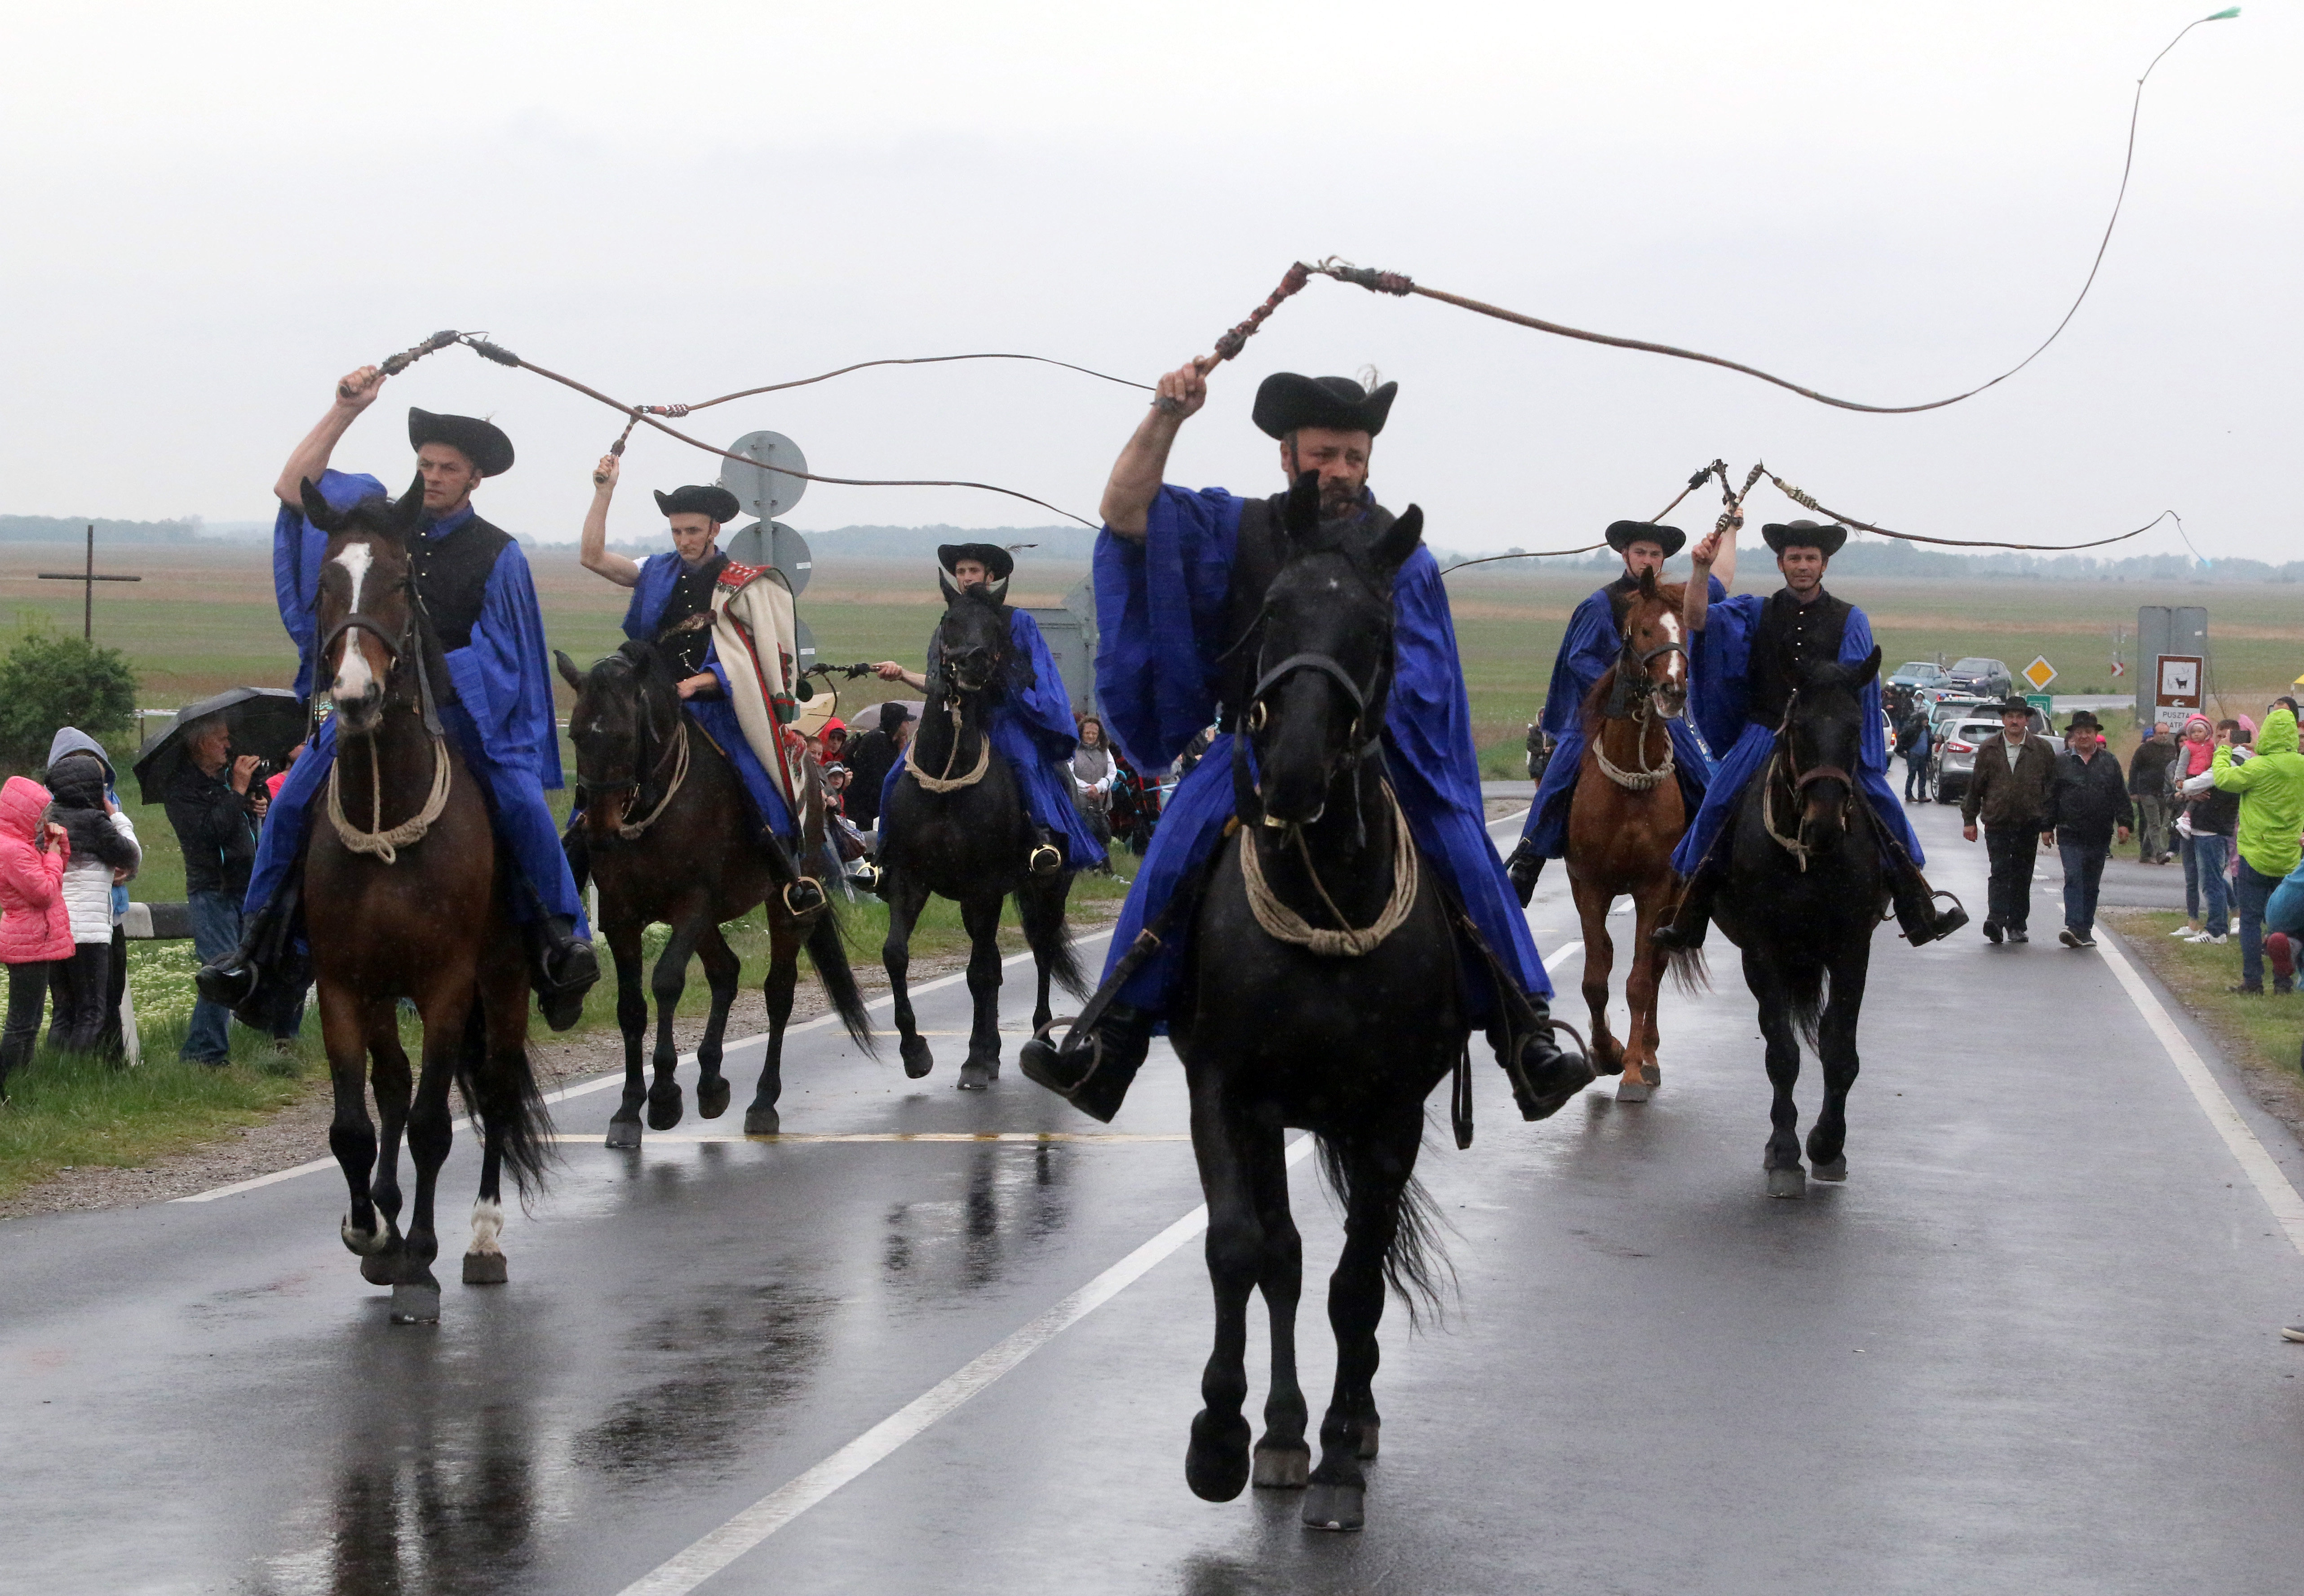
[1566,570,1693,1102]
[301,476,552,1325]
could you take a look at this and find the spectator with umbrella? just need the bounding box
[158,714,268,1065]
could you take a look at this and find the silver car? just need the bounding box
[1932,710,2050,803]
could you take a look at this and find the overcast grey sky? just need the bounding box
[3,1,2294,560]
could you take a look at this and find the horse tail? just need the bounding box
[456,1003,558,1205]
[1018,879,1093,1002]
[1314,1134,1458,1330]
[1782,958,1828,1051]
[1663,944,1711,995]
[805,902,879,1057]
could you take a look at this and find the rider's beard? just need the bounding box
[1319,474,1366,519]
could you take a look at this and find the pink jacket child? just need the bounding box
[0,776,73,965]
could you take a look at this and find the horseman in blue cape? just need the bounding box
[1653,517,1967,951]
[198,367,600,1027]
[1502,519,1718,904]
[1019,362,1592,1123]
[571,456,826,911]
[867,543,1106,877]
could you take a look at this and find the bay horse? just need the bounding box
[1567,570,1692,1102]
[875,579,1088,1090]
[557,641,875,1144]
[1694,646,1889,1197]
[300,476,553,1324]
[1171,475,1468,1533]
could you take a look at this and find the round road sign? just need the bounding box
[723,521,813,596]
[719,430,809,521]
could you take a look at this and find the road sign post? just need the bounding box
[2153,653,2204,732]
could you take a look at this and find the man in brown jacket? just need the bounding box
[1963,699,2058,943]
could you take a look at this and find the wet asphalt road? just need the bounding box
[5,802,2304,1595]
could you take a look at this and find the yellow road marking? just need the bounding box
[563,1131,1189,1144]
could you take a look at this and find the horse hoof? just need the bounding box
[389,1281,442,1324]
[1185,1411,1251,1502]
[461,1251,508,1286]
[1812,1157,1848,1182]
[696,1075,731,1119]
[744,1106,781,1136]
[1593,1042,1627,1077]
[957,1058,999,1091]
[359,1250,398,1286]
[1616,1078,1651,1104]
[1356,1420,1380,1460]
[1766,1164,1808,1199]
[646,1084,684,1131]
[341,1218,388,1257]
[1252,1442,1311,1489]
[900,1036,935,1080]
[1301,1482,1365,1532]
[604,1117,643,1150]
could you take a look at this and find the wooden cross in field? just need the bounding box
[37,523,142,640]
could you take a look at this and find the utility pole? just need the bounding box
[37,523,142,639]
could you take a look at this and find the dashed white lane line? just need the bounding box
[2099,933,2304,1257]
[614,1133,1319,1596]
[170,938,1114,1204]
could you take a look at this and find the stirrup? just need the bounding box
[1022,1015,1099,1098]
[782,877,827,917]
[1026,842,1063,877]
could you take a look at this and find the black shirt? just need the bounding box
[2043,747,2135,847]
[655,550,729,677]
[165,763,260,898]
[1747,586,1854,728]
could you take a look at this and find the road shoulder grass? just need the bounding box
[2104,909,2304,1153]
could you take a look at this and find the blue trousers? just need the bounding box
[1102,732,1550,1029]
[688,697,796,839]
[2059,838,2109,939]
[1518,714,1710,858]
[183,889,240,1062]
[1673,719,1924,878]
[2236,857,2278,988]
[244,707,586,933]
[2182,832,2231,938]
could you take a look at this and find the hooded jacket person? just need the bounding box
[1019,364,1588,1126]
[40,741,138,1053]
[2209,706,2304,992]
[0,776,73,1094]
[200,372,598,1029]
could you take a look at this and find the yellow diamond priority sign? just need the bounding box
[2021,656,2057,693]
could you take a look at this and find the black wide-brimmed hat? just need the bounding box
[408,408,514,477]
[1251,372,1398,440]
[654,484,740,523]
[1761,518,1848,558]
[1606,520,1686,558]
[938,542,1015,584]
[2064,709,2102,733]
[1990,696,2033,717]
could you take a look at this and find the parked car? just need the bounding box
[1945,656,2015,697]
[1927,695,1992,741]
[1882,709,1899,757]
[1888,661,1949,694]
[1931,708,2051,803]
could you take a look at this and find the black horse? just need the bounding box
[1171,476,1471,1533]
[558,641,875,1144]
[1694,647,1890,1197]
[875,578,1088,1089]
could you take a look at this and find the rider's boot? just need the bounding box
[1650,857,1722,953]
[1491,990,1595,1122]
[528,912,600,1033]
[756,825,827,917]
[1026,826,1064,878]
[1888,859,1969,946]
[1019,1002,1156,1123]
[196,873,301,1026]
[1503,839,1546,908]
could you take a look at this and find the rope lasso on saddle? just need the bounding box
[327,731,452,865]
[1236,780,1419,958]
[905,700,992,793]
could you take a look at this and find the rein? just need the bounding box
[613,718,691,840]
[318,570,454,864]
[1594,700,1675,792]
[1238,780,1419,958]
[907,698,992,793]
[1759,692,1855,873]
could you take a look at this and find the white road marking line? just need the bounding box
[169,932,1121,1204]
[615,1135,1316,1596]
[2098,934,2304,1256]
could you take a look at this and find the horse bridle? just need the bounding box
[316,561,444,737]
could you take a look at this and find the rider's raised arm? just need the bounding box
[1100,357,1215,537]
[276,366,381,508]
[1681,509,1741,633]
[578,454,643,587]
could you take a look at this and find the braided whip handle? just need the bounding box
[377,329,461,380]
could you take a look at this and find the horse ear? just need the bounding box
[937,567,962,607]
[1283,469,1323,543]
[1855,645,1883,686]
[390,470,426,537]
[555,649,585,692]
[1639,565,1661,600]
[298,478,344,533]
[1369,505,1424,576]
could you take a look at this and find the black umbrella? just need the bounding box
[132,689,309,807]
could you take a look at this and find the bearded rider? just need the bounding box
[198,367,600,1027]
[868,544,1108,878]
[1502,519,1721,904]
[1653,518,1968,951]
[1019,361,1592,1123]
[573,455,825,913]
